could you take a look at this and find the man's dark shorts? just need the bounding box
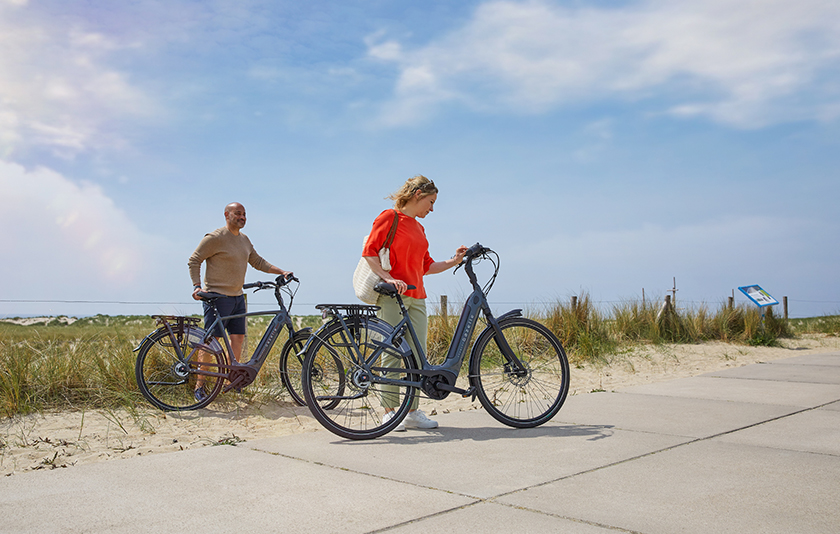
[203,295,247,337]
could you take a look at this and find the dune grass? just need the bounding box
[0,298,825,418]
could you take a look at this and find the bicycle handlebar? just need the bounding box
[464,242,492,261]
[242,273,298,291]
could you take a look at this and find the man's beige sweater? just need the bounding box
[188,227,274,296]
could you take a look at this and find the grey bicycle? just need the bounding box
[301,243,570,440]
[135,274,315,411]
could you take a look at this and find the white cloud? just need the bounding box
[0,5,156,158]
[368,0,840,128]
[0,160,165,295]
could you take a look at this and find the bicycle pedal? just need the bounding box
[461,387,477,401]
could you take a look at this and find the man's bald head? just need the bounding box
[224,203,247,234]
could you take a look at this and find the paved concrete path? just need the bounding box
[2,352,839,533]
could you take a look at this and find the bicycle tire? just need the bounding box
[135,326,226,411]
[302,316,418,440]
[469,317,569,428]
[279,329,312,406]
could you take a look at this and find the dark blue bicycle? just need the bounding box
[302,243,570,439]
[135,274,313,411]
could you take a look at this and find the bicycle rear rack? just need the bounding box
[152,315,200,330]
[315,304,379,320]
[151,315,202,342]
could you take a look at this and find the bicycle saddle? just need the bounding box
[197,291,227,301]
[374,282,416,297]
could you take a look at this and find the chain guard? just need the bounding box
[226,366,258,391]
[421,374,453,400]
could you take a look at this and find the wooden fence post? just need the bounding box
[571,296,577,314]
[440,295,448,319]
[783,296,788,320]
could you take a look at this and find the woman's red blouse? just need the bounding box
[362,210,435,299]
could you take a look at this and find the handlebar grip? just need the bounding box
[243,282,260,290]
[275,273,298,286]
[465,242,488,258]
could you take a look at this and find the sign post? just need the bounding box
[738,285,778,331]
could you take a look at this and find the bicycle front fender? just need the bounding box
[289,327,313,355]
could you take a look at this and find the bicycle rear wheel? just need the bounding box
[469,317,569,428]
[279,329,312,406]
[302,316,418,440]
[135,327,226,411]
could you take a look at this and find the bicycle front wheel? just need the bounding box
[135,327,226,411]
[469,317,570,428]
[279,329,312,406]
[302,316,418,440]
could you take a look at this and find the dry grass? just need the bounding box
[0,298,811,418]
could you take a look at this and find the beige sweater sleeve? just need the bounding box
[188,231,220,288]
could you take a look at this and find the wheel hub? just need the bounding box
[173,361,190,379]
[504,362,532,387]
[352,369,372,389]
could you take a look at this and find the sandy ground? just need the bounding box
[2,335,839,477]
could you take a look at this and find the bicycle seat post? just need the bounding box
[394,292,409,316]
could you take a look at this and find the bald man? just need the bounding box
[188,203,290,398]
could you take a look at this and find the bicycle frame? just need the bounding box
[203,305,294,371]
[187,279,300,389]
[336,248,528,397]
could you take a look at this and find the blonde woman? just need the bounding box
[362,175,467,431]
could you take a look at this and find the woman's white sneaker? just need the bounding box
[383,410,406,431]
[405,410,438,429]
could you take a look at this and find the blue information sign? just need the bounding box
[738,285,778,308]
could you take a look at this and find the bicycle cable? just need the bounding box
[479,249,500,295]
[283,279,299,310]
[459,248,500,295]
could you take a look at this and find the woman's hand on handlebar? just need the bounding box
[454,245,468,264]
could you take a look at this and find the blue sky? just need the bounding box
[1,0,839,318]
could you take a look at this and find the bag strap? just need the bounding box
[383,209,399,248]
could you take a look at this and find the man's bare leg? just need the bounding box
[229,334,245,363]
[194,349,210,396]
[195,334,245,397]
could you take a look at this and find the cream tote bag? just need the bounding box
[353,210,398,304]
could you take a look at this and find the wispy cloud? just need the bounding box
[367,0,840,128]
[0,3,156,158]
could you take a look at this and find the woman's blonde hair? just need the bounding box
[388,175,438,209]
